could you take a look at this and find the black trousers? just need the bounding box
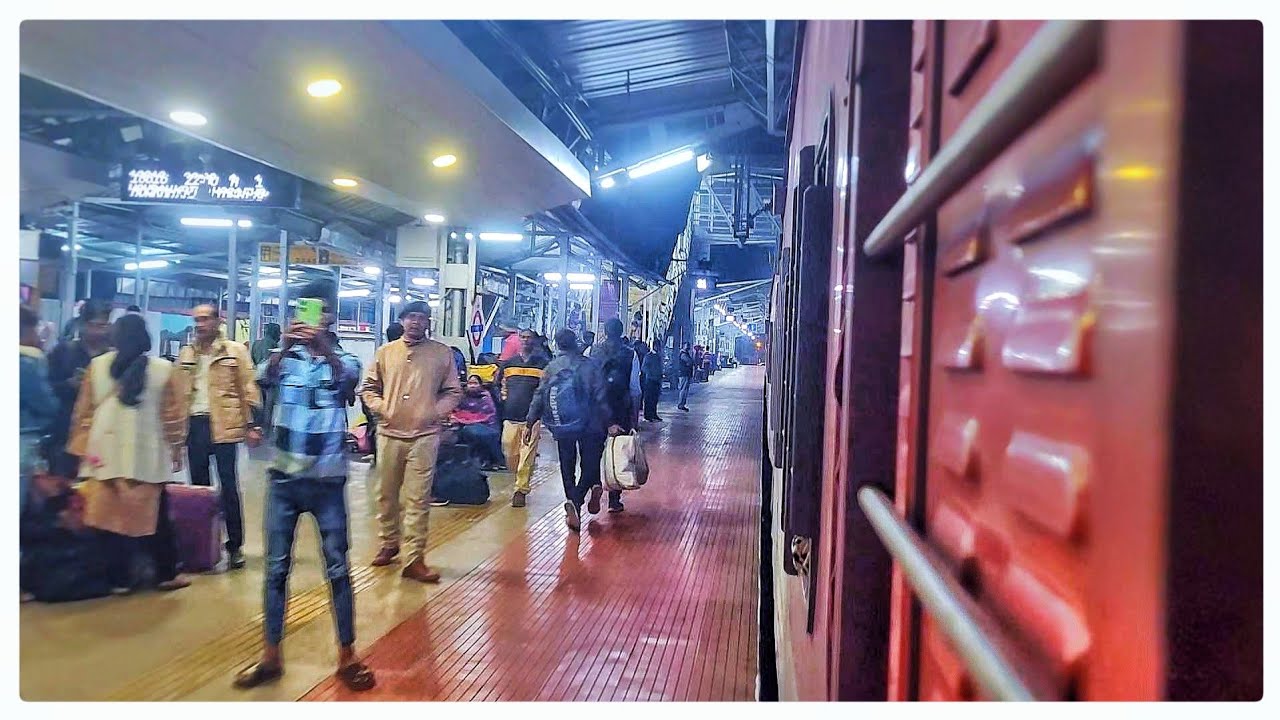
[104,487,180,587]
[187,415,244,552]
[642,381,662,420]
[556,434,607,508]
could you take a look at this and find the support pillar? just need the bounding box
[226,225,238,341]
[556,236,570,333]
[249,241,261,341]
[134,223,144,306]
[62,202,79,325]
[278,230,290,325]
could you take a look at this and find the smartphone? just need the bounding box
[296,298,324,327]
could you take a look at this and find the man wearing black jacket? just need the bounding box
[498,328,547,507]
[588,318,635,514]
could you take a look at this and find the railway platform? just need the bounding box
[19,366,764,702]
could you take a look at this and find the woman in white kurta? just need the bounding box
[68,313,191,592]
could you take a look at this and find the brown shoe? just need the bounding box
[401,559,441,584]
[511,491,527,508]
[371,546,400,567]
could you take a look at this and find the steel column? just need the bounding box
[226,225,238,341]
[249,241,261,342]
[278,230,290,325]
[63,202,79,324]
[134,222,144,306]
[557,236,570,333]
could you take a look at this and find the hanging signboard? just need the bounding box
[468,304,485,348]
[258,244,357,267]
[122,161,300,208]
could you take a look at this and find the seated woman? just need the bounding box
[448,375,506,471]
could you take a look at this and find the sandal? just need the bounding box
[336,661,377,692]
[232,662,284,690]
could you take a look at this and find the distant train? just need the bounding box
[759,20,1261,701]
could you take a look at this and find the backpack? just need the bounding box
[542,360,593,440]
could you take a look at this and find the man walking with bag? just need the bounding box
[360,301,462,583]
[178,304,261,570]
[525,328,619,532]
[588,318,636,514]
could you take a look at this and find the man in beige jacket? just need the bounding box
[178,304,262,570]
[360,301,462,583]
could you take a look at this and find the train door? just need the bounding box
[874,20,1261,701]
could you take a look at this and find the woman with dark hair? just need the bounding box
[450,374,507,471]
[67,314,191,593]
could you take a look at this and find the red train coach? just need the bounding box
[760,20,1261,701]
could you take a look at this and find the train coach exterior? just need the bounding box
[762,20,1261,702]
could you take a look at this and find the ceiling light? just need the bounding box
[237,219,253,228]
[599,176,616,189]
[449,231,458,239]
[181,217,234,228]
[727,314,735,322]
[411,277,437,287]
[307,79,343,98]
[569,283,594,291]
[628,148,695,179]
[464,232,474,241]
[60,244,83,252]
[428,299,441,308]
[424,213,445,224]
[332,177,358,188]
[697,153,712,173]
[258,278,283,289]
[363,266,381,275]
[432,154,457,168]
[566,272,595,282]
[125,260,170,271]
[544,272,562,282]
[429,293,441,300]
[696,278,708,289]
[338,288,370,298]
[479,232,523,242]
[388,294,402,304]
[169,110,207,127]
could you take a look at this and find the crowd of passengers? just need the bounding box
[18,282,700,692]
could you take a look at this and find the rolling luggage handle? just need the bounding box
[857,486,1051,701]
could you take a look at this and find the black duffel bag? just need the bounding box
[433,442,491,506]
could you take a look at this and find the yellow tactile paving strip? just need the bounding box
[104,466,552,702]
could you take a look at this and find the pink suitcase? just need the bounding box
[166,484,222,573]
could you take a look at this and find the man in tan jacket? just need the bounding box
[178,304,262,570]
[360,301,462,583]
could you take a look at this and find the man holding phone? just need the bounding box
[237,280,374,692]
[360,301,462,583]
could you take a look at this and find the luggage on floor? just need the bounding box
[166,484,222,573]
[20,487,113,603]
[602,432,649,492]
[433,445,490,505]
[348,422,373,455]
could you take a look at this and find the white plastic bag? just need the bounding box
[602,432,649,492]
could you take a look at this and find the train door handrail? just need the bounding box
[857,486,1051,701]
[862,20,1102,258]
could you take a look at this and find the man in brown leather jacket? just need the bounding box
[178,304,262,570]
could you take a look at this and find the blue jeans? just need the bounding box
[678,376,692,406]
[263,478,354,647]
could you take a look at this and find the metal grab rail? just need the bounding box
[863,20,1102,257]
[857,486,1050,701]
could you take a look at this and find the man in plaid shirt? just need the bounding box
[234,280,375,693]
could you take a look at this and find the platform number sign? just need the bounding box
[469,307,485,348]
